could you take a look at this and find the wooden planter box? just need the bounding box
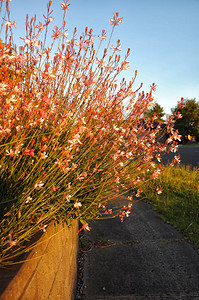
[0,221,79,300]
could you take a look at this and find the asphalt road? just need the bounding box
[162,145,199,168]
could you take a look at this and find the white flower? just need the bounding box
[156,154,161,162]
[156,186,163,195]
[83,223,90,231]
[34,181,44,189]
[39,224,48,232]
[66,194,72,202]
[6,148,20,157]
[26,196,32,204]
[126,211,131,217]
[5,234,17,247]
[40,152,48,159]
[74,201,82,209]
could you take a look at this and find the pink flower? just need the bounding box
[152,168,161,179]
[121,61,129,70]
[175,111,182,119]
[98,30,106,41]
[135,189,143,198]
[34,181,44,189]
[156,186,163,195]
[39,224,48,232]
[40,152,48,159]
[174,154,181,164]
[151,83,157,92]
[172,131,181,141]
[24,149,35,156]
[177,98,185,108]
[40,111,47,119]
[126,211,131,217]
[5,234,17,247]
[60,1,70,10]
[3,19,16,28]
[109,13,123,26]
[48,17,54,23]
[82,222,90,231]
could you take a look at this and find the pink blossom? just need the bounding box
[135,189,143,197]
[152,168,161,179]
[60,1,70,10]
[98,30,106,41]
[121,61,129,70]
[48,17,54,23]
[24,149,35,156]
[82,222,90,231]
[156,186,163,195]
[5,235,17,247]
[109,13,123,26]
[74,201,82,209]
[39,224,48,232]
[34,181,44,189]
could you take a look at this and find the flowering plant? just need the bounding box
[0,0,182,265]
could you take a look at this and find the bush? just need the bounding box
[0,0,182,265]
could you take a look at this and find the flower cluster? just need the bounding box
[0,0,182,265]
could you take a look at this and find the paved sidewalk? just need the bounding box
[76,194,199,300]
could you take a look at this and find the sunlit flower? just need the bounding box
[121,61,129,70]
[82,222,90,231]
[174,154,181,164]
[109,13,123,26]
[135,189,143,197]
[172,132,181,141]
[98,30,106,41]
[152,168,161,179]
[48,17,54,23]
[5,234,17,247]
[177,98,185,108]
[39,224,48,232]
[151,83,157,91]
[26,196,33,204]
[156,186,163,194]
[66,194,72,202]
[3,19,16,28]
[40,152,48,159]
[74,201,82,209]
[60,1,70,10]
[34,181,44,189]
[126,211,131,217]
[24,148,35,156]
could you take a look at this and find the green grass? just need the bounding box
[141,165,199,248]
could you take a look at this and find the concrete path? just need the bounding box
[76,194,199,300]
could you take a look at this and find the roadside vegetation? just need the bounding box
[141,164,199,248]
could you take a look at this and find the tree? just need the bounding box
[172,98,199,144]
[144,103,165,122]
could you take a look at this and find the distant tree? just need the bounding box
[172,98,199,144]
[144,103,165,122]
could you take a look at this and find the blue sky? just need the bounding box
[6,0,199,115]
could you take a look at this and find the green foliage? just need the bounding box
[144,103,165,122]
